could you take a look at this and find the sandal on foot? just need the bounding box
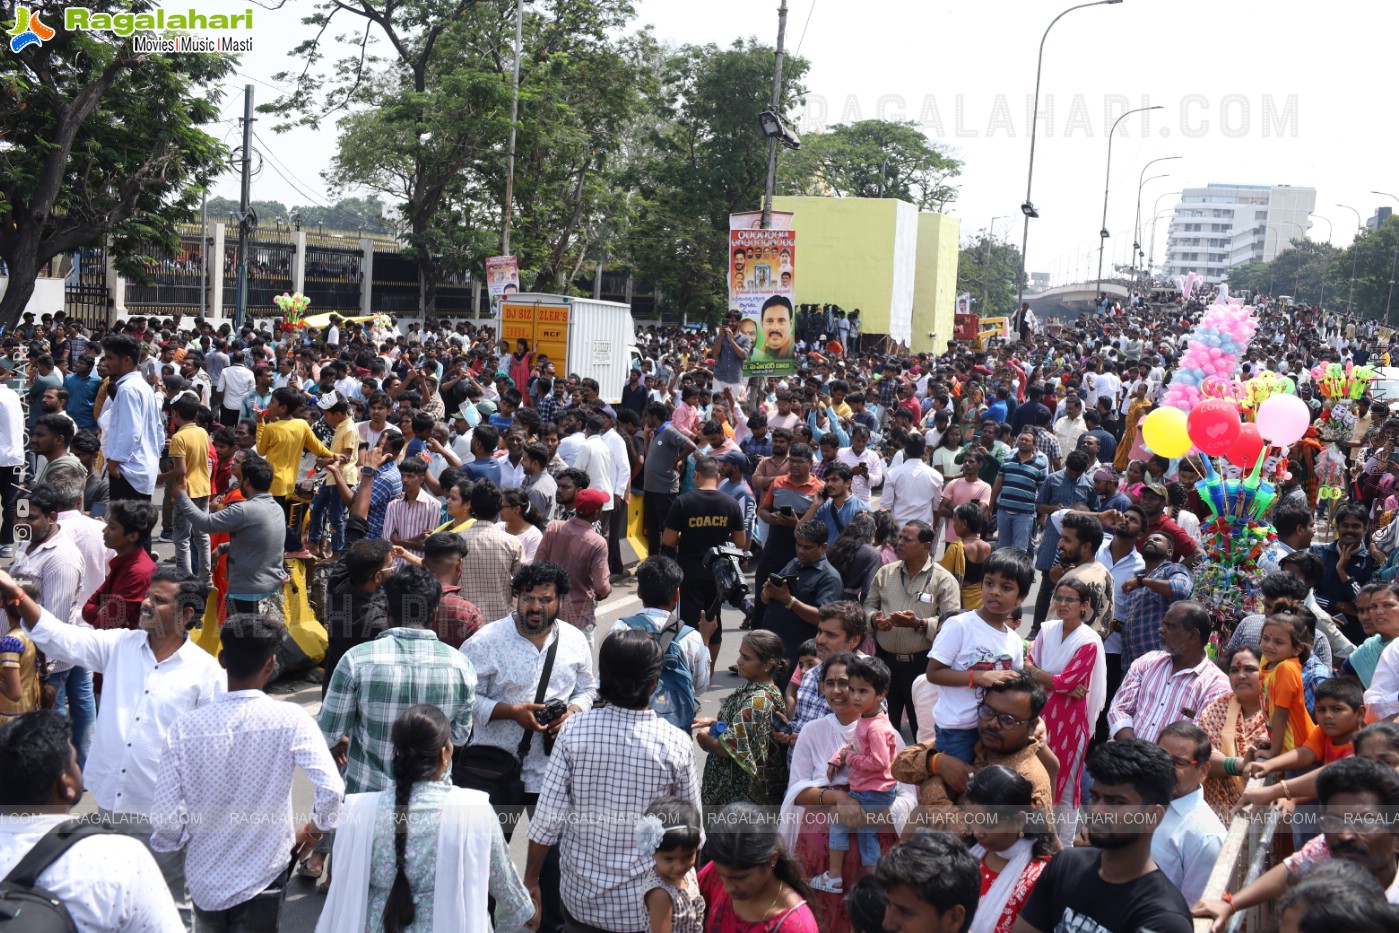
[810,871,844,894]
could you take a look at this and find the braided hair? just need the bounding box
[384,704,451,933]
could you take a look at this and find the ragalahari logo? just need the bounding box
[9,5,55,52]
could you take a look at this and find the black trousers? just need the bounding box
[606,498,624,576]
[642,491,674,559]
[219,406,241,428]
[878,647,927,738]
[0,464,20,545]
[109,471,151,502]
[1032,568,1056,634]
[679,567,721,647]
[1094,650,1125,745]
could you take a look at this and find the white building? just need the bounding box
[1162,183,1316,285]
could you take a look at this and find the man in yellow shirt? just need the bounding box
[255,387,334,555]
[308,390,359,557]
[158,394,212,581]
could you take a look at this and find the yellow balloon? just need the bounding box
[1142,406,1192,458]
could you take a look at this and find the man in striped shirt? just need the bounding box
[1108,600,1229,743]
[991,428,1049,553]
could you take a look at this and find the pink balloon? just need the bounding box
[1255,394,1311,445]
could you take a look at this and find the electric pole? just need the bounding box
[235,84,253,330]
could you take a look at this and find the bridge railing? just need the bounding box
[1193,778,1280,933]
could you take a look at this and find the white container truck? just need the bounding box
[500,293,636,403]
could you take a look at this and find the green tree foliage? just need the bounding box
[203,196,392,234]
[1225,230,1391,315]
[627,39,809,323]
[956,231,1023,316]
[0,0,234,326]
[781,120,961,211]
[267,0,645,311]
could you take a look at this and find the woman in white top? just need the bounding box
[317,704,536,933]
[498,488,545,562]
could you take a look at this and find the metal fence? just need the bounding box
[370,251,419,314]
[302,233,363,316]
[124,223,209,319]
[226,230,296,318]
[1193,779,1280,933]
[64,243,110,329]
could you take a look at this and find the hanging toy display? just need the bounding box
[273,292,311,334]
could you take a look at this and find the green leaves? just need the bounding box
[781,120,962,212]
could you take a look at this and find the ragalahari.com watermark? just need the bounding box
[8,6,257,53]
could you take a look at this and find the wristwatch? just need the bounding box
[1134,572,1146,587]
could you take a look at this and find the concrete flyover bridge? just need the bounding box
[1025,282,1129,319]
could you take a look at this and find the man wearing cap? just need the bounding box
[1137,482,1199,566]
[538,487,612,646]
[1094,466,1134,513]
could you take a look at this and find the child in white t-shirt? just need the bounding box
[925,547,1033,764]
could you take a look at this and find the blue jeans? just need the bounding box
[47,666,95,767]
[934,725,979,765]
[306,484,345,553]
[829,787,897,867]
[174,494,210,582]
[996,509,1035,553]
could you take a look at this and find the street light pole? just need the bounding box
[1015,0,1123,313]
[1338,203,1363,315]
[1264,222,1302,298]
[1131,156,1180,285]
[760,1,790,230]
[1146,190,1180,282]
[1096,105,1163,303]
[1372,191,1399,324]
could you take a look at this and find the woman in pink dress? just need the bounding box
[1024,577,1107,839]
[698,803,819,933]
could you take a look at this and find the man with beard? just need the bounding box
[1311,502,1378,645]
[892,669,1054,835]
[461,560,594,933]
[1014,739,1193,933]
[3,566,223,923]
[1194,755,1399,928]
[1137,482,1200,566]
[1118,530,1195,670]
[537,485,611,646]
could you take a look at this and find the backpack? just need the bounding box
[617,612,698,731]
[0,818,111,932]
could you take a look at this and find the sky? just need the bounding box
[206,0,1399,285]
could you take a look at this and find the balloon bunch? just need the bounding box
[1200,371,1298,410]
[273,292,311,333]
[1172,272,1203,302]
[1160,302,1258,412]
[1310,362,1375,401]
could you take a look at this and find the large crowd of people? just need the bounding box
[2,295,1399,933]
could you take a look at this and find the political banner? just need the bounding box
[729,227,796,378]
[485,255,520,297]
[956,293,972,316]
[729,210,794,232]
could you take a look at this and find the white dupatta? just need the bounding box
[316,786,494,933]
[778,713,917,851]
[968,839,1036,933]
[1034,619,1108,727]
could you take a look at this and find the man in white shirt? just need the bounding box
[0,370,23,560]
[556,411,587,467]
[0,711,183,933]
[7,566,224,922]
[44,464,113,613]
[1054,395,1088,455]
[599,409,633,578]
[571,413,616,528]
[881,434,943,526]
[835,426,885,504]
[1153,721,1226,904]
[102,334,165,502]
[215,349,256,428]
[151,614,343,930]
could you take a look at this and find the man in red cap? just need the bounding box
[537,483,612,647]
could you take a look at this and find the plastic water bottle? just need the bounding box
[709,721,728,737]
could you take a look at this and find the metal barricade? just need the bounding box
[1193,778,1280,933]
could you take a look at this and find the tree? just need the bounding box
[0,0,234,327]
[781,120,961,211]
[956,231,1022,315]
[627,39,809,322]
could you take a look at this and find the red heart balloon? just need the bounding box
[1187,399,1243,457]
[1225,422,1266,469]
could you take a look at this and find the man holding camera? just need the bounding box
[461,561,594,933]
[711,310,753,400]
[662,456,746,671]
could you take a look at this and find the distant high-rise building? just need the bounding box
[1162,183,1316,285]
[1367,206,1392,231]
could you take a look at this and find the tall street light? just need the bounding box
[760,1,792,230]
[1337,203,1363,315]
[1096,105,1163,301]
[1015,0,1124,315]
[501,0,523,254]
[1372,191,1399,324]
[1309,213,1332,309]
[1147,190,1181,281]
[1265,222,1303,297]
[1131,160,1178,283]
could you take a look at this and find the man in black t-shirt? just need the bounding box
[662,456,745,669]
[1015,740,1193,933]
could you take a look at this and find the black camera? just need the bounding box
[534,698,569,727]
[704,544,750,608]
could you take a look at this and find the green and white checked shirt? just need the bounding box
[317,627,477,794]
